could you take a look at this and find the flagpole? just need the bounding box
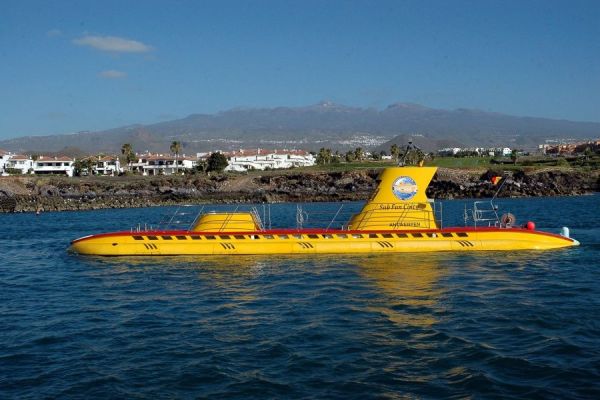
[491,173,509,202]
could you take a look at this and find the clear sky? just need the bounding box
[1,0,598,139]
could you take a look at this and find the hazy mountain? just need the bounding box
[375,134,465,154]
[1,102,598,154]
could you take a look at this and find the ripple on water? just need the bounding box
[1,197,600,398]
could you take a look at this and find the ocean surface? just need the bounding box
[2,195,600,399]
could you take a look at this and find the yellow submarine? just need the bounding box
[69,164,579,256]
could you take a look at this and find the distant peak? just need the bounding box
[316,100,337,108]
[385,102,429,111]
[306,101,351,111]
[453,107,503,116]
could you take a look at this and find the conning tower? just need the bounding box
[348,166,438,231]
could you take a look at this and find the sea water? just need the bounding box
[1,195,599,399]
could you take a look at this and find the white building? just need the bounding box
[34,156,75,177]
[0,149,12,175]
[94,156,122,176]
[6,155,34,174]
[438,147,462,156]
[224,149,315,172]
[130,154,197,175]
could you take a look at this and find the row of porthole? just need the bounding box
[132,232,469,241]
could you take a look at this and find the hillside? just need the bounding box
[1,102,599,154]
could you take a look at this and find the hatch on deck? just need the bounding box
[190,212,262,232]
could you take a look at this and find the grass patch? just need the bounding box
[428,157,493,169]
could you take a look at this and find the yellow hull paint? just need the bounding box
[70,229,578,256]
[69,166,580,256]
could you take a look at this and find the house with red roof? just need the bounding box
[129,153,198,175]
[34,156,75,177]
[94,156,122,176]
[223,148,315,172]
[5,154,34,174]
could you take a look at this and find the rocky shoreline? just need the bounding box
[0,167,598,213]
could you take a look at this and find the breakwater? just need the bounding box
[0,167,598,212]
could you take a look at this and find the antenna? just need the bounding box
[399,140,424,166]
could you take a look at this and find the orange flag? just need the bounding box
[490,176,502,185]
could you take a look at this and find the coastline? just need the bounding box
[1,167,598,213]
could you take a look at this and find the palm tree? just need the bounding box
[354,147,364,161]
[390,144,400,163]
[121,143,135,171]
[316,148,333,165]
[510,149,518,165]
[170,141,182,174]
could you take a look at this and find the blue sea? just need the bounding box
[2,195,600,399]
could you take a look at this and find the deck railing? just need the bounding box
[464,200,500,227]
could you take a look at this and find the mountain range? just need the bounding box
[1,102,598,155]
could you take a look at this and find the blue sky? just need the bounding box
[1,0,598,139]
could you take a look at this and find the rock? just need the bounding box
[39,185,60,196]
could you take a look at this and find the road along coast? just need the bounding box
[0,167,598,213]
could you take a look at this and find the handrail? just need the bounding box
[251,206,265,231]
[295,204,354,231]
[472,200,500,227]
[218,205,239,231]
[326,205,345,230]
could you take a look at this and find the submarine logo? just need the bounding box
[392,176,417,201]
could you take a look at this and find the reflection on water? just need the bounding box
[356,254,446,328]
[3,196,599,398]
[82,253,448,329]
